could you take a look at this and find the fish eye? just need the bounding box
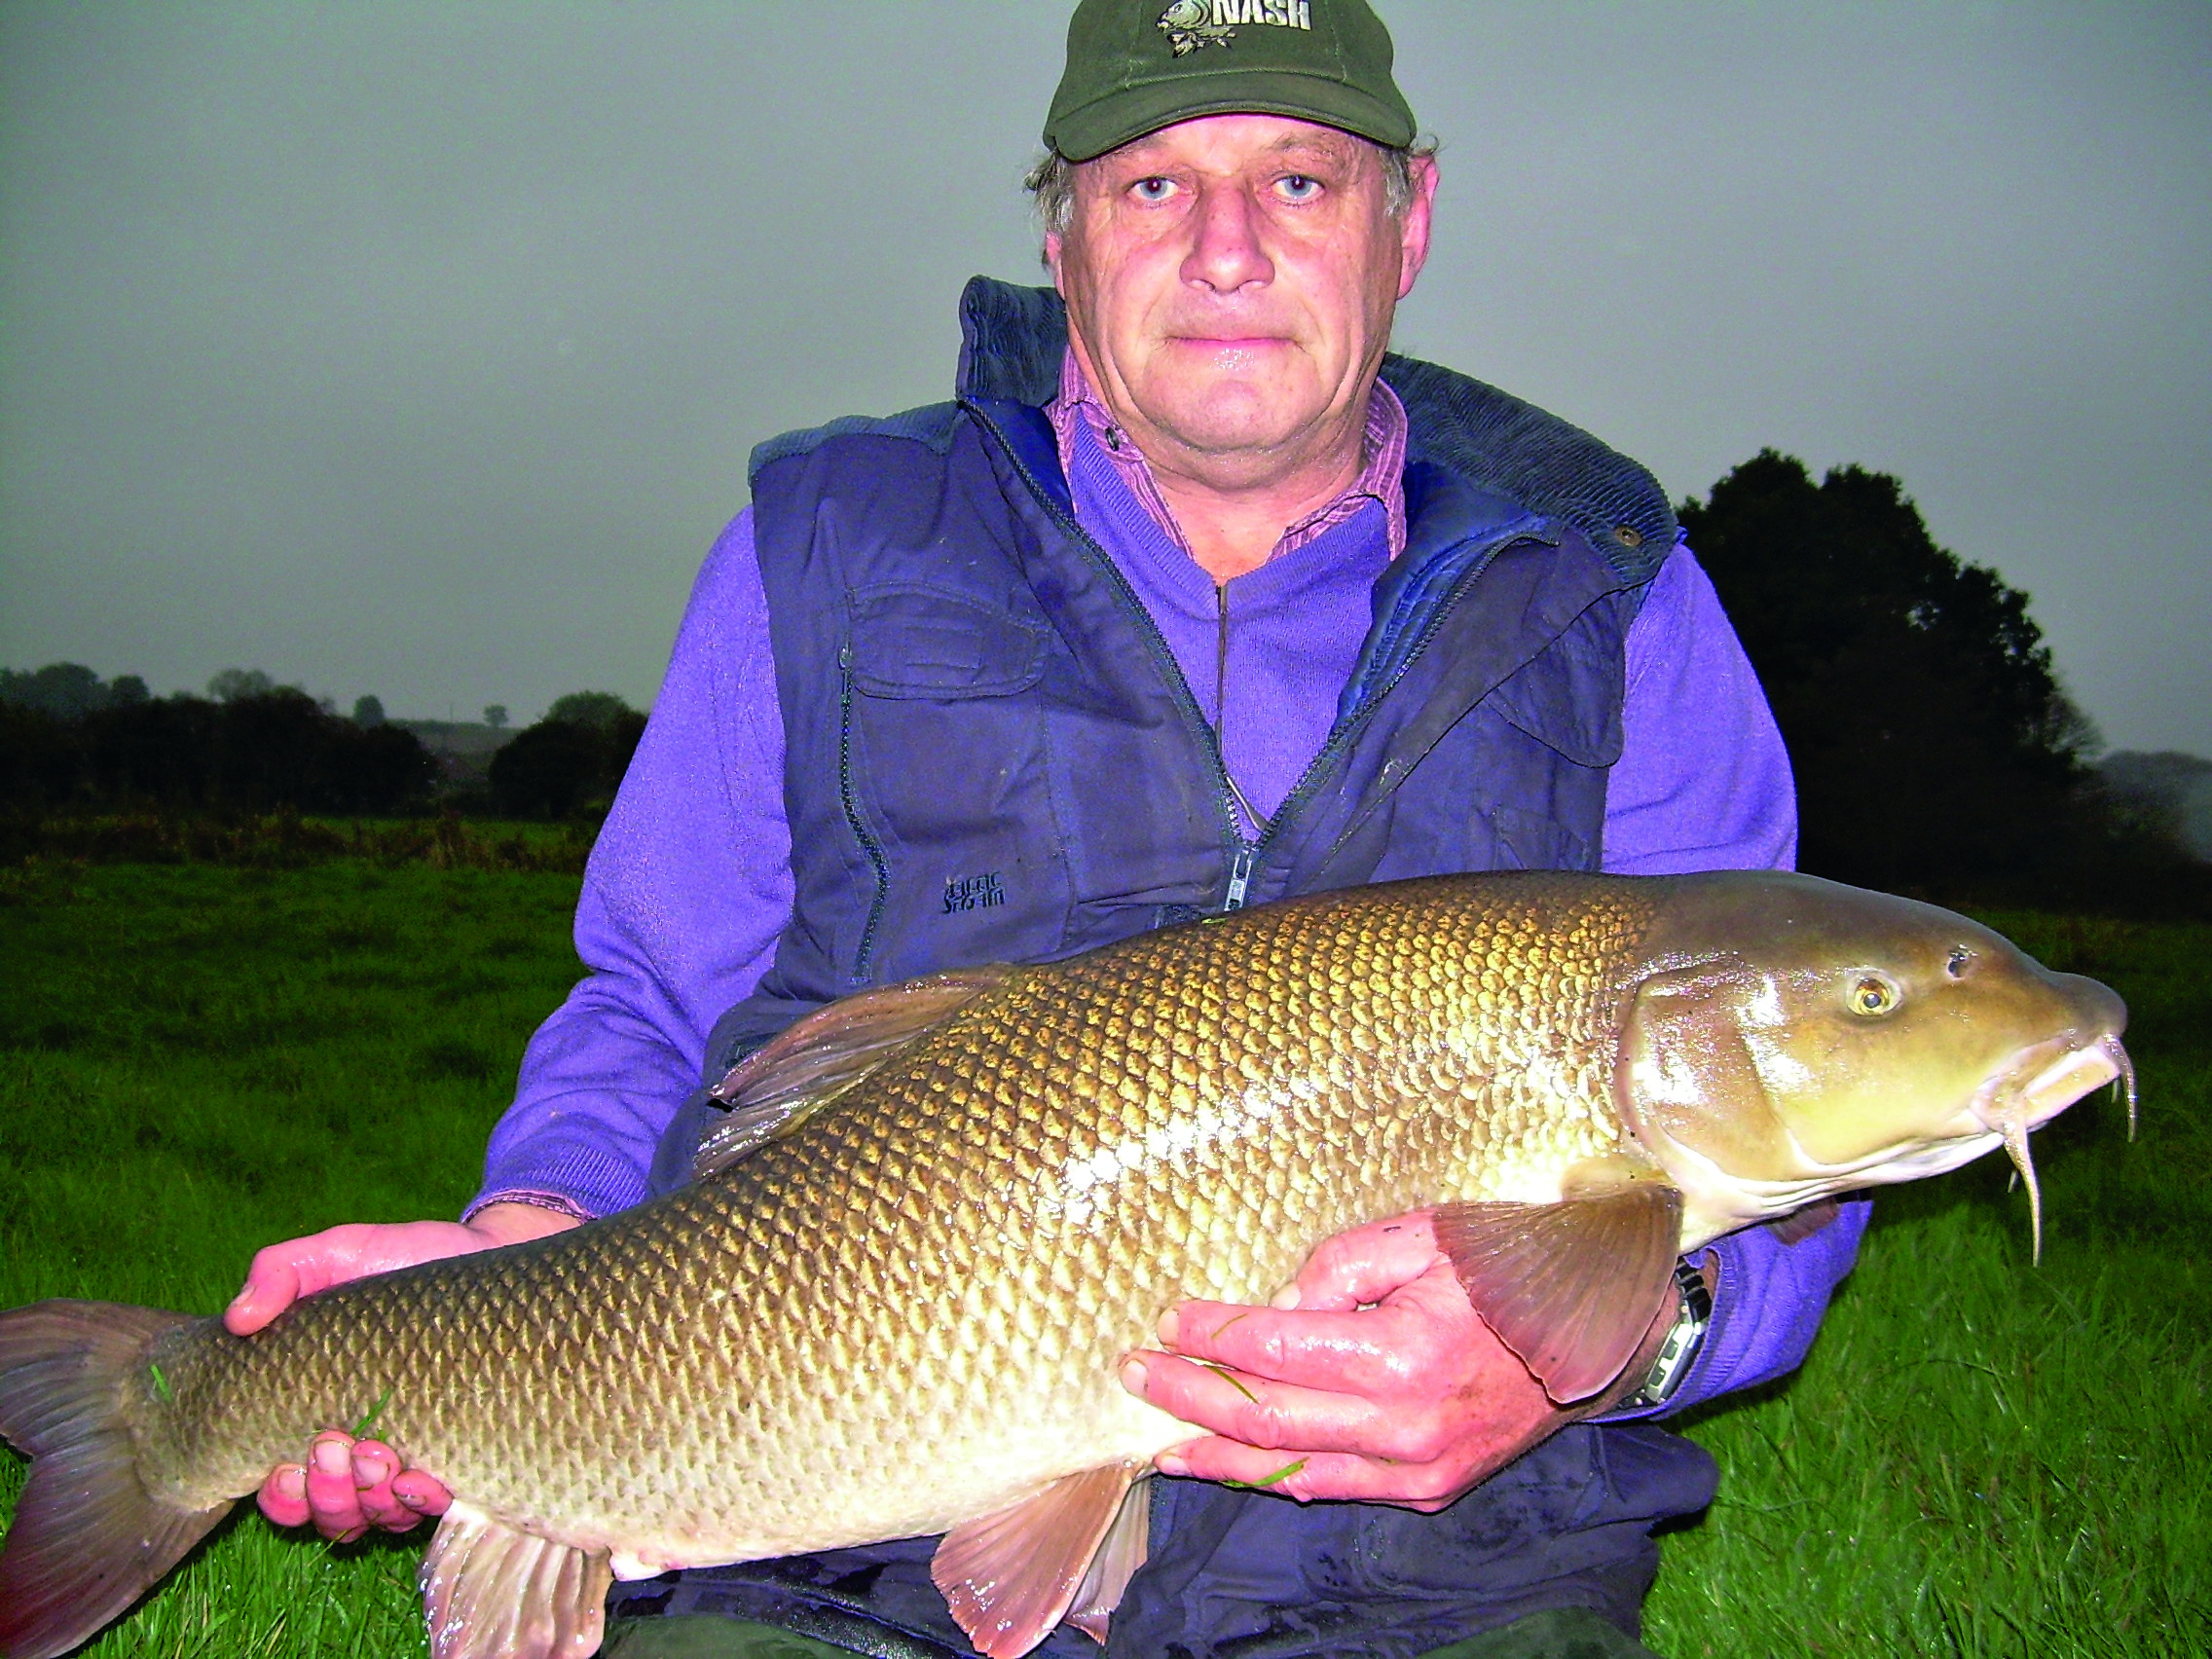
[1849,973,1902,1017]
[1945,947,1973,978]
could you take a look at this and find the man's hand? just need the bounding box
[1120,1211,1677,1511]
[229,1201,580,1539]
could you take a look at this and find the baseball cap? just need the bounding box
[1044,0,1419,163]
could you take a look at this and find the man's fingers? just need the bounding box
[258,1462,311,1528]
[1161,1260,1487,1398]
[225,1226,376,1336]
[1155,1439,1459,1511]
[1285,1211,1444,1311]
[1158,1299,1429,1397]
[1123,1351,1410,1457]
[392,1467,454,1519]
[350,1440,423,1533]
[304,1431,369,1540]
[226,1220,503,1339]
[224,1252,305,1337]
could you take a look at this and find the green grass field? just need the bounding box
[1,863,2206,1656]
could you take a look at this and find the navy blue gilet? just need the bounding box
[631,279,1719,1659]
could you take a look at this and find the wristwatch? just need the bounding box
[1618,1259,1714,1410]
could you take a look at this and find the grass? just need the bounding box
[1643,911,2212,1655]
[1,866,2207,1655]
[0,857,586,1659]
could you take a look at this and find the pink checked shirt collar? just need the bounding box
[1044,347,1409,566]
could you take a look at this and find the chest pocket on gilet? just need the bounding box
[841,584,1071,983]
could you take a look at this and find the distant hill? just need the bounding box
[2098,750,2212,862]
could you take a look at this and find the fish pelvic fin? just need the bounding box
[0,1299,228,1659]
[420,1501,613,1659]
[1433,1179,1683,1405]
[933,1461,1148,1658]
[695,967,1015,1180]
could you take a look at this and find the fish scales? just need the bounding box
[124,876,1652,1567]
[1,869,2135,1659]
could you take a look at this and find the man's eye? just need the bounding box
[1129,177,1177,203]
[1276,174,1323,203]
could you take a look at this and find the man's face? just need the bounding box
[1048,114,1434,482]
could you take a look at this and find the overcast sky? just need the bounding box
[3,1,2206,756]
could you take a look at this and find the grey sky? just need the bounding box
[3,1,2206,754]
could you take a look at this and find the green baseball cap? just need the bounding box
[1045,0,1418,164]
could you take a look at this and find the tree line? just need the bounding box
[0,671,644,823]
[4,450,2203,903]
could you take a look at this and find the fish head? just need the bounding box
[1612,871,2130,1248]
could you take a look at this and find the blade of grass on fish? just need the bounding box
[351,1385,394,1439]
[1223,1459,1306,1492]
[148,1361,174,1404]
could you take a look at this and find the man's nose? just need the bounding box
[1180,181,1273,294]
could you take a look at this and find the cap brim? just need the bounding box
[1048,69,1415,163]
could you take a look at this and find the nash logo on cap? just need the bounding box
[1158,0,1313,57]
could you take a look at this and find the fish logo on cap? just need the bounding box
[1158,1,1314,58]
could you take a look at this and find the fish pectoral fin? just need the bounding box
[1433,1182,1683,1406]
[695,967,1015,1179]
[419,1502,614,1659]
[932,1461,1147,1659]
[1767,1197,1841,1245]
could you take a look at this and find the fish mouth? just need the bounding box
[1970,1032,2135,1263]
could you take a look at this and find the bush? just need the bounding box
[0,689,439,816]
[488,696,645,821]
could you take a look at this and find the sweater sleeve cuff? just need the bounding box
[461,1189,597,1226]
[1596,1198,1872,1420]
[469,1137,658,1225]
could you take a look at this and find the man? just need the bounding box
[228,4,1866,1654]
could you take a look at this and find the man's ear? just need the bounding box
[1397,152,1438,300]
[1045,229,1066,292]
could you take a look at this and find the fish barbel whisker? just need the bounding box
[1998,1117,2044,1266]
[2108,1036,2138,1140]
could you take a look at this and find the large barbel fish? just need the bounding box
[0,871,2132,1659]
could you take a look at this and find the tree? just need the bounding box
[489,692,646,820]
[352,694,387,727]
[3,687,438,815]
[207,667,276,703]
[1680,452,2095,895]
[544,690,633,730]
[0,662,110,719]
[483,705,508,730]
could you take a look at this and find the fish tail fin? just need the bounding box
[0,1300,231,1659]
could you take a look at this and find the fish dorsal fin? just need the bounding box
[1433,1178,1683,1405]
[419,1501,613,1659]
[694,967,1014,1180]
[932,1461,1147,1658]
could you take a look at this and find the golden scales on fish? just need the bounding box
[0,870,2133,1659]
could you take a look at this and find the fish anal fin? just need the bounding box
[419,1502,613,1659]
[1433,1181,1683,1406]
[1066,1474,1152,1645]
[695,968,1014,1180]
[0,1300,228,1659]
[932,1461,1144,1659]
